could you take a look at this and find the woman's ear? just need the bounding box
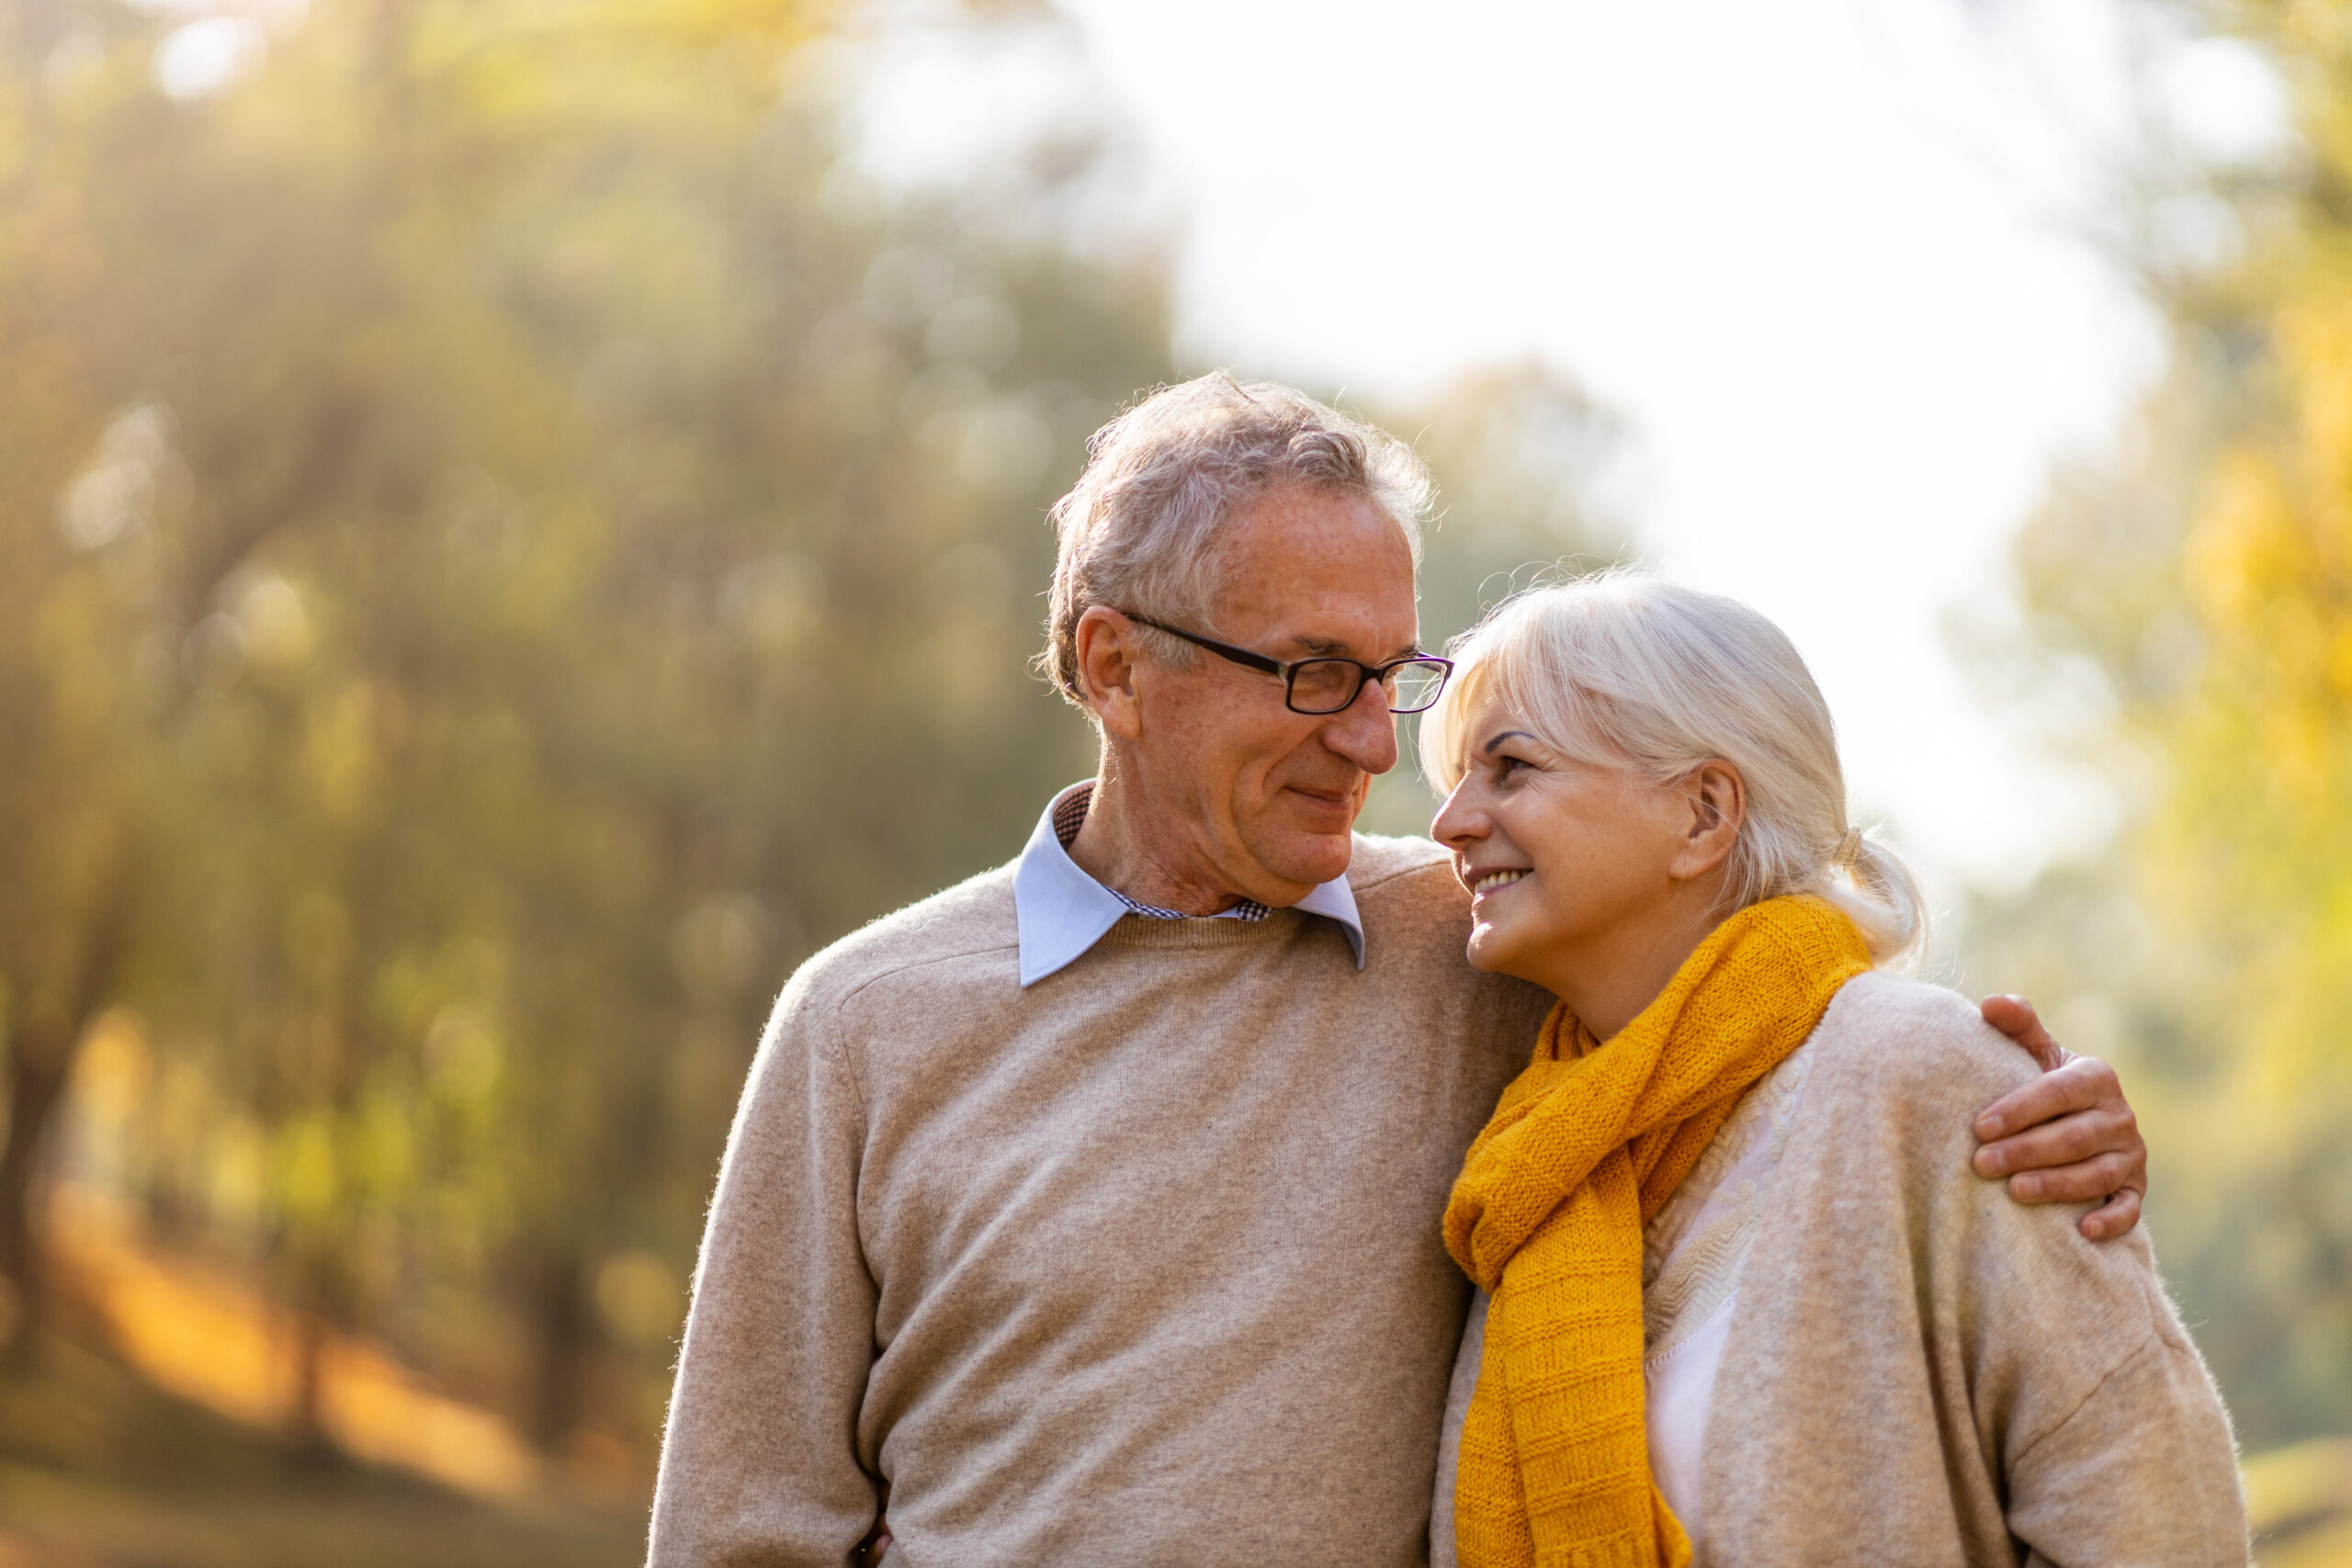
[1668,760,1745,883]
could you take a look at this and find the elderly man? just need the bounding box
[648,376,2146,1567]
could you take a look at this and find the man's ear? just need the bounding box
[1668,760,1745,883]
[1074,607,1147,740]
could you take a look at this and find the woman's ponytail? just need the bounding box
[1818,827,1926,967]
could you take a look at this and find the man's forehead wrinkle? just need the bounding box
[1209,486,1420,662]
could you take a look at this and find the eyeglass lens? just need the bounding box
[1287,659,1450,715]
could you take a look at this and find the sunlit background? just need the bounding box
[3,0,2348,1562]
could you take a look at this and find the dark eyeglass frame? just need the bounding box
[1121,612,1455,716]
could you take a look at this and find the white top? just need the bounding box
[1430,1040,1820,1566]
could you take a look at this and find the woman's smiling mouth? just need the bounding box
[1473,869,1528,896]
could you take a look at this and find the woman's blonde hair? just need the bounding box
[1420,571,1926,964]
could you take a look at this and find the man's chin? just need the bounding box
[1250,826,1356,894]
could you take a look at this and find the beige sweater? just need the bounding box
[648,835,1552,1567]
[1436,971,2247,1568]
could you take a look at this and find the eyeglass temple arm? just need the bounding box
[1125,611,1448,684]
[1120,614,1287,676]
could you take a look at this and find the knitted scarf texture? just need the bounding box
[1442,895,1872,1568]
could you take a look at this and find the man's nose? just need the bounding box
[1318,678,1399,773]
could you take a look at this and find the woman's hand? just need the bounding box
[1971,994,2146,1240]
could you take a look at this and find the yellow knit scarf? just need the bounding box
[1443,895,1872,1568]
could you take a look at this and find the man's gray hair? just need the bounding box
[1040,373,1432,703]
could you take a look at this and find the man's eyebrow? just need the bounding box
[1288,634,1426,661]
[1482,730,1537,755]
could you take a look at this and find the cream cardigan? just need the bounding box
[1436,971,2247,1568]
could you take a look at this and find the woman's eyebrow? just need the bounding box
[1482,730,1537,755]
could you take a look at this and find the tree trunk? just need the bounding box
[0,994,77,1345]
[527,1249,594,1451]
[0,852,135,1351]
[287,1307,335,1462]
[283,1241,354,1467]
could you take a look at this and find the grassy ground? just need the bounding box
[0,1325,644,1568]
[2247,1436,2352,1568]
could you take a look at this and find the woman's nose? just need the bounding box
[1431,781,1487,848]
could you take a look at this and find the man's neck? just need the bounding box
[1067,770,1267,917]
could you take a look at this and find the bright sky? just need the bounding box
[852,0,2285,903]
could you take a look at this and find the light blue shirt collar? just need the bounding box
[1012,781,1366,987]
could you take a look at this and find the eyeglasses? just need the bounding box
[1122,613,1454,716]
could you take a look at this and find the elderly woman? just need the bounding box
[1421,576,2245,1568]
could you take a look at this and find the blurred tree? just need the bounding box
[1969,0,2351,1445]
[0,0,1173,1450]
[0,79,143,1341]
[0,0,1638,1468]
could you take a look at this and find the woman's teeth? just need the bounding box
[1474,870,1527,895]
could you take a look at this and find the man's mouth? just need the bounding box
[1472,869,1528,895]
